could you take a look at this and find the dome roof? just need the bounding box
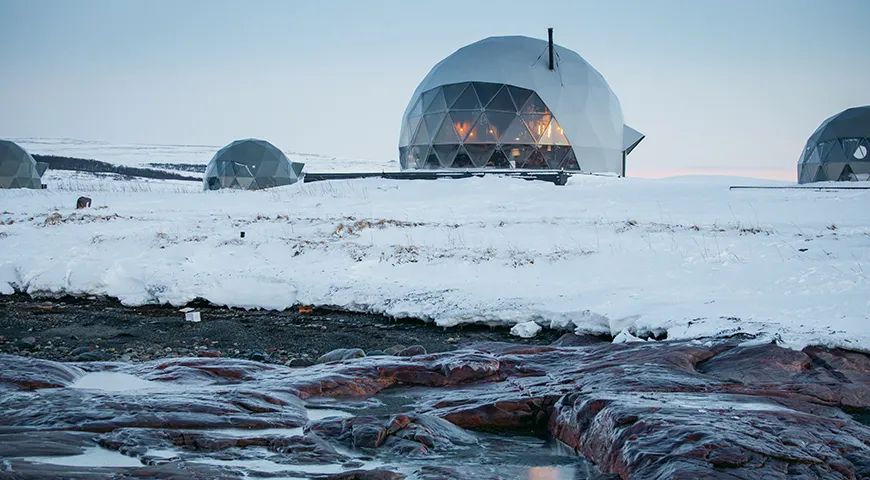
[797,106,870,184]
[400,35,630,173]
[203,139,303,191]
[806,106,870,144]
[0,140,44,189]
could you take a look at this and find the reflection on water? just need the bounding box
[527,466,577,480]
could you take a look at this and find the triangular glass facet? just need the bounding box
[465,144,496,168]
[409,97,423,117]
[507,86,534,113]
[407,116,422,143]
[540,145,572,169]
[433,144,460,167]
[452,146,474,168]
[520,92,550,114]
[422,88,447,114]
[560,149,580,170]
[538,117,571,146]
[411,119,430,145]
[501,144,535,168]
[449,111,480,141]
[423,149,441,169]
[486,86,517,112]
[502,116,535,144]
[838,163,855,181]
[524,148,547,169]
[522,114,553,142]
[423,113,445,142]
[451,84,481,110]
[467,114,500,144]
[442,83,468,108]
[472,82,501,107]
[432,118,460,144]
[486,149,511,168]
[486,112,517,142]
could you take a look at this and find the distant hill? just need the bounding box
[33,154,201,182]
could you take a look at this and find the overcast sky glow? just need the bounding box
[1,0,869,179]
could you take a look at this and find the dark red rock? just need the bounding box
[197,349,221,358]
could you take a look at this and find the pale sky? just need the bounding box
[1,0,869,179]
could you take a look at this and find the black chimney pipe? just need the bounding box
[548,28,554,70]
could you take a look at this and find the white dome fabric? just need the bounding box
[400,35,626,173]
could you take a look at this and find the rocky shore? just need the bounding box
[1,294,869,479]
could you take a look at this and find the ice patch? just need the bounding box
[69,371,174,392]
[612,329,646,344]
[21,447,143,467]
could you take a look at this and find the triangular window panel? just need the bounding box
[524,148,548,169]
[422,88,447,114]
[467,114,500,144]
[560,149,580,170]
[409,97,423,117]
[411,119,430,145]
[502,116,535,144]
[825,140,844,162]
[520,92,550,115]
[410,145,429,169]
[838,163,855,181]
[506,86,534,113]
[472,82,501,107]
[540,145,572,169]
[840,138,862,160]
[465,144,496,167]
[486,86,517,112]
[486,149,511,168]
[522,114,553,142]
[452,146,474,168]
[451,84,481,110]
[433,144,460,167]
[449,111,480,141]
[407,117,423,144]
[815,141,834,162]
[815,164,829,182]
[399,147,409,169]
[501,144,535,168]
[486,112,517,142]
[801,146,816,163]
[398,121,411,146]
[423,113,446,143]
[432,118,461,144]
[538,117,571,146]
[442,83,469,109]
[423,149,441,169]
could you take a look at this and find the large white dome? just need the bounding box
[399,35,640,174]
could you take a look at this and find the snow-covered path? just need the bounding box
[2,173,868,351]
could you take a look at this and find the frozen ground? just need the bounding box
[12,137,395,173]
[1,168,869,352]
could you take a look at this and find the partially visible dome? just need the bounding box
[204,139,304,191]
[798,106,870,183]
[398,35,641,174]
[0,140,45,189]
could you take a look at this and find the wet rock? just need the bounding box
[69,346,93,357]
[384,345,406,355]
[288,358,314,367]
[16,336,38,351]
[550,332,609,347]
[396,345,426,357]
[75,350,110,362]
[317,348,366,364]
[197,349,221,358]
[0,354,83,391]
[321,469,408,480]
[366,350,387,356]
[248,351,270,363]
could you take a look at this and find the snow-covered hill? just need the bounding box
[1,168,868,352]
[11,137,395,173]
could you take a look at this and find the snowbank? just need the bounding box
[1,171,868,352]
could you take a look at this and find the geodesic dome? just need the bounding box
[798,106,870,184]
[398,35,643,174]
[0,140,45,189]
[204,139,304,191]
